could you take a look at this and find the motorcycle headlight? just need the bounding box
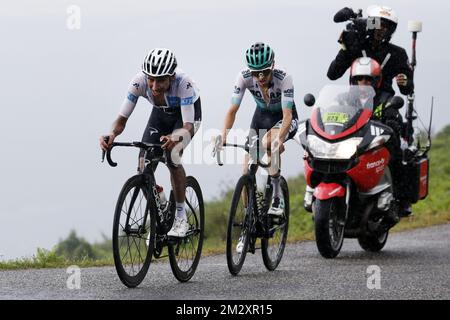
[307,135,363,160]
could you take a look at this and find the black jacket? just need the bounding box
[327,42,414,97]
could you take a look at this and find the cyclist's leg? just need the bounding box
[243,109,262,175]
[167,99,202,203]
[167,100,202,236]
[262,107,299,174]
[140,108,169,173]
[260,111,282,176]
[263,108,299,216]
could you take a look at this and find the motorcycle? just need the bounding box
[297,84,430,258]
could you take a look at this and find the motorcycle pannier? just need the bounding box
[405,155,429,204]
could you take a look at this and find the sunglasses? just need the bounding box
[251,69,272,78]
[353,75,374,82]
[145,75,170,82]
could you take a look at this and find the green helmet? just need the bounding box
[245,42,275,71]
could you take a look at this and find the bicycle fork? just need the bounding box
[124,184,147,236]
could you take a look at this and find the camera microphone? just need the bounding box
[334,7,357,23]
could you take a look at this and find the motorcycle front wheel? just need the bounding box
[313,198,346,259]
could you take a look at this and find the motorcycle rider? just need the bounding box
[328,5,414,100]
[305,57,410,217]
[325,5,413,216]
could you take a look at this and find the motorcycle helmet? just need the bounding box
[350,57,382,89]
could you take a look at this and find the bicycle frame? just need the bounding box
[213,140,277,244]
[103,142,176,250]
[104,140,205,286]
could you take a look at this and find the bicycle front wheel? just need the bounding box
[226,175,253,276]
[112,174,156,288]
[261,176,290,271]
[168,176,205,282]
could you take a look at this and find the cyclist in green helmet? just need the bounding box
[221,42,299,217]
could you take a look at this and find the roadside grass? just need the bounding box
[0,248,114,271]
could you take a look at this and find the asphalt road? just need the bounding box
[1,223,449,300]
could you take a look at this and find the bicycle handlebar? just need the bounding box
[101,140,164,167]
[211,136,272,168]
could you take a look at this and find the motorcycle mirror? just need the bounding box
[304,94,316,107]
[387,96,405,110]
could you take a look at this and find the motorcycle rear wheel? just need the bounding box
[358,231,388,252]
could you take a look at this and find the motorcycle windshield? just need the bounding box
[314,85,375,136]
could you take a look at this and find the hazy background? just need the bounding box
[1,0,448,260]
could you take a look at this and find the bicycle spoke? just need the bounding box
[120,238,130,263]
[132,192,144,225]
[131,236,143,271]
[122,210,145,275]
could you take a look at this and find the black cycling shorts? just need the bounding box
[141,97,201,159]
[246,105,299,151]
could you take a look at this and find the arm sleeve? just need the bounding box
[327,49,357,80]
[230,72,246,106]
[281,74,295,109]
[118,74,145,118]
[394,49,415,95]
[179,78,196,124]
[181,104,195,124]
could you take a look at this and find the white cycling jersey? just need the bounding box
[231,67,294,112]
[119,68,200,123]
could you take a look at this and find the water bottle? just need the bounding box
[156,185,167,209]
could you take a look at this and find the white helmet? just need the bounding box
[350,57,382,88]
[142,48,177,77]
[367,5,398,42]
[367,5,398,24]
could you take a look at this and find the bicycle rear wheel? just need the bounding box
[112,174,156,288]
[261,176,290,271]
[168,176,204,282]
[226,175,253,275]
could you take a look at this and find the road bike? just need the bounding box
[212,137,290,275]
[103,141,204,287]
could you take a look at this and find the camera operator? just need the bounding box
[328,5,414,100]
[327,5,414,216]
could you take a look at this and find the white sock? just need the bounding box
[176,202,186,220]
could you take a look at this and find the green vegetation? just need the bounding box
[0,231,114,270]
[391,125,450,232]
[2,126,450,270]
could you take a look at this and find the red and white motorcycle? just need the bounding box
[297,85,429,258]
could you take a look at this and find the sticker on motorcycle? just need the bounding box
[323,112,349,124]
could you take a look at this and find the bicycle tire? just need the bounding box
[168,176,205,282]
[261,176,290,271]
[112,174,156,288]
[226,175,254,275]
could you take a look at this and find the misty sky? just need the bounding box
[1,0,449,259]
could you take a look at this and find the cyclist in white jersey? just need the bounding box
[100,48,201,238]
[221,42,299,217]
